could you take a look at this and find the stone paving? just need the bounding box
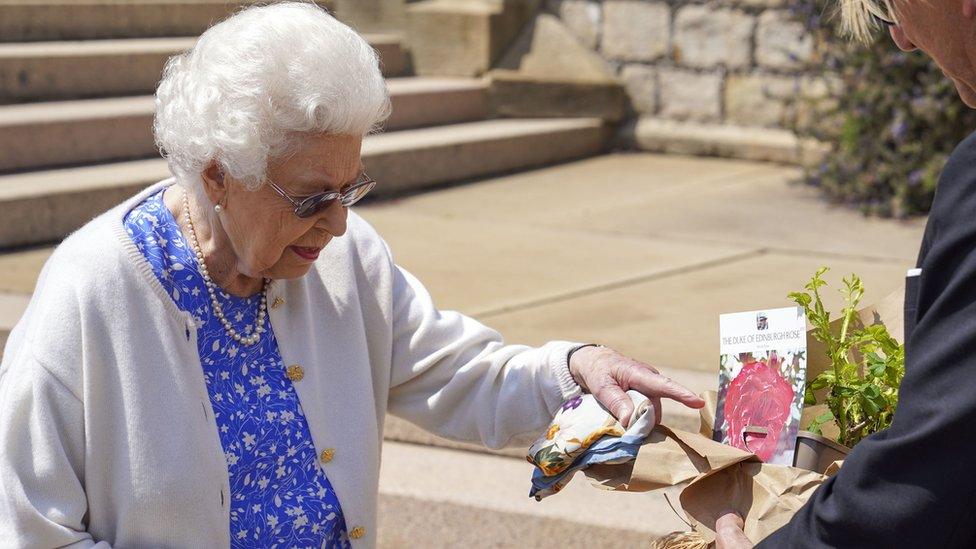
[357,152,924,374]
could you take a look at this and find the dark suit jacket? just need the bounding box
[760,130,976,547]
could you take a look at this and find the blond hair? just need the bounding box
[840,0,898,43]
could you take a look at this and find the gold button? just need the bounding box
[272,297,284,309]
[286,364,304,382]
[349,526,366,539]
[320,448,335,463]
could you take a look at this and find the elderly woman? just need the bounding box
[0,3,704,547]
[716,0,976,548]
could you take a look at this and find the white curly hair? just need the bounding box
[153,1,391,196]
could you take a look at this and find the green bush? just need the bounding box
[790,1,976,217]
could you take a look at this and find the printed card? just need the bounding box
[715,306,807,465]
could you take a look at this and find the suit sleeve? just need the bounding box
[760,133,976,547]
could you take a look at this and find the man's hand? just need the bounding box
[716,512,753,549]
[568,345,705,427]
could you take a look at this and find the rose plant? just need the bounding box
[789,267,905,448]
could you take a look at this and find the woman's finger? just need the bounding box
[650,396,662,426]
[592,379,636,428]
[625,364,705,408]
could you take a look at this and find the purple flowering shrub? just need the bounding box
[790,0,976,217]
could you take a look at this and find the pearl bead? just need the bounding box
[182,190,268,346]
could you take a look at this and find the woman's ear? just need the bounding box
[200,160,227,205]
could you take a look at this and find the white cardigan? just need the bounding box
[0,180,583,548]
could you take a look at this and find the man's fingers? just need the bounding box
[715,512,752,549]
[716,511,744,530]
[629,367,705,408]
[595,382,635,428]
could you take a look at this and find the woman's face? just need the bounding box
[208,133,364,281]
[890,0,976,107]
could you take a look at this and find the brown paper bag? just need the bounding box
[585,425,829,543]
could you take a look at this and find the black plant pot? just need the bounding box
[793,430,851,474]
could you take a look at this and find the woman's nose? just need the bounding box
[889,25,918,52]
[321,200,348,237]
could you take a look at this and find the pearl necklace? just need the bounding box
[182,190,269,346]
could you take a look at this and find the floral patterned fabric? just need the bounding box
[124,189,350,548]
[527,390,656,500]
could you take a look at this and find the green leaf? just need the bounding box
[789,292,812,308]
[868,359,886,378]
[814,410,834,423]
[807,411,835,436]
[804,386,818,406]
[807,372,834,391]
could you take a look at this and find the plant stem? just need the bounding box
[849,419,870,440]
[834,289,858,441]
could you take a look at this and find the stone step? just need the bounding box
[0,77,488,172]
[0,34,409,104]
[0,1,336,42]
[334,0,405,35]
[383,76,488,132]
[624,117,828,167]
[0,117,608,247]
[406,0,541,77]
[368,33,411,80]
[363,117,608,195]
[378,440,688,547]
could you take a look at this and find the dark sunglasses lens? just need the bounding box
[296,196,331,218]
[294,182,373,217]
[872,13,893,26]
[342,182,374,206]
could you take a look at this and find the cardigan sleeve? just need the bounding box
[0,349,111,548]
[385,262,584,449]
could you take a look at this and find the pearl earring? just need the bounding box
[214,204,223,213]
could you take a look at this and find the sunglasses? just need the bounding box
[267,173,376,218]
[871,12,896,27]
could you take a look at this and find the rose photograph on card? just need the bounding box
[715,307,807,465]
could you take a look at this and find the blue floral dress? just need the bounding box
[124,188,350,548]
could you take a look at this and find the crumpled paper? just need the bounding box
[584,423,832,544]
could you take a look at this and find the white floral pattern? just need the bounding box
[125,189,350,548]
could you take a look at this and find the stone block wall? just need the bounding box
[547,0,834,131]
